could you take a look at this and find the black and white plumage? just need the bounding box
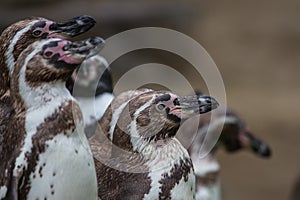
[66,55,114,138]
[178,105,271,200]
[0,16,96,199]
[4,37,104,200]
[90,89,219,200]
[0,15,96,101]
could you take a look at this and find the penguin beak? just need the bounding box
[65,37,105,59]
[59,37,105,65]
[244,132,272,158]
[174,95,219,119]
[50,15,96,37]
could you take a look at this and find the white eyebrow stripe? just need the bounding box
[130,96,155,151]
[5,20,38,74]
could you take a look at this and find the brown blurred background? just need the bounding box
[1,0,300,199]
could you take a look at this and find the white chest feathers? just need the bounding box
[12,91,98,200]
[143,139,196,200]
[192,156,221,200]
[27,133,97,200]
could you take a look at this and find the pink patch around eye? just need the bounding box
[45,21,68,39]
[44,21,53,33]
[44,40,84,64]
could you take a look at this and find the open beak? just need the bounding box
[173,94,219,119]
[61,37,105,64]
[50,15,96,37]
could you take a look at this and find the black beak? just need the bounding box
[64,37,105,59]
[197,95,219,114]
[50,15,96,37]
[176,94,219,118]
[247,133,272,158]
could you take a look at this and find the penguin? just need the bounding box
[90,89,219,200]
[0,15,96,199]
[178,105,271,200]
[0,15,96,100]
[66,55,114,138]
[4,37,104,200]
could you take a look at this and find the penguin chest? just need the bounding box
[143,158,195,200]
[193,157,221,200]
[170,171,196,200]
[26,133,97,200]
[142,143,196,200]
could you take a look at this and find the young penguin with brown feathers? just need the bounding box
[178,104,271,200]
[89,89,219,200]
[4,37,104,200]
[0,15,96,100]
[0,16,96,199]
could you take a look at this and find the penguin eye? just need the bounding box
[156,104,165,111]
[43,51,53,58]
[32,29,43,37]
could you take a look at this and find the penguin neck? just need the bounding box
[113,128,187,164]
[137,138,189,164]
[20,81,73,111]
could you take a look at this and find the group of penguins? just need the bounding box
[0,15,271,200]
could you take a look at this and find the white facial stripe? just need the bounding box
[17,37,62,76]
[14,38,67,173]
[224,115,239,124]
[109,90,152,141]
[8,35,97,199]
[5,20,38,74]
[109,100,130,141]
[17,38,61,94]
[130,96,155,151]
[107,94,195,199]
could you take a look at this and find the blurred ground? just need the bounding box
[1,0,300,199]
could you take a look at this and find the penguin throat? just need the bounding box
[148,126,179,142]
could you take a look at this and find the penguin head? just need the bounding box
[124,91,219,141]
[13,37,104,87]
[0,15,96,98]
